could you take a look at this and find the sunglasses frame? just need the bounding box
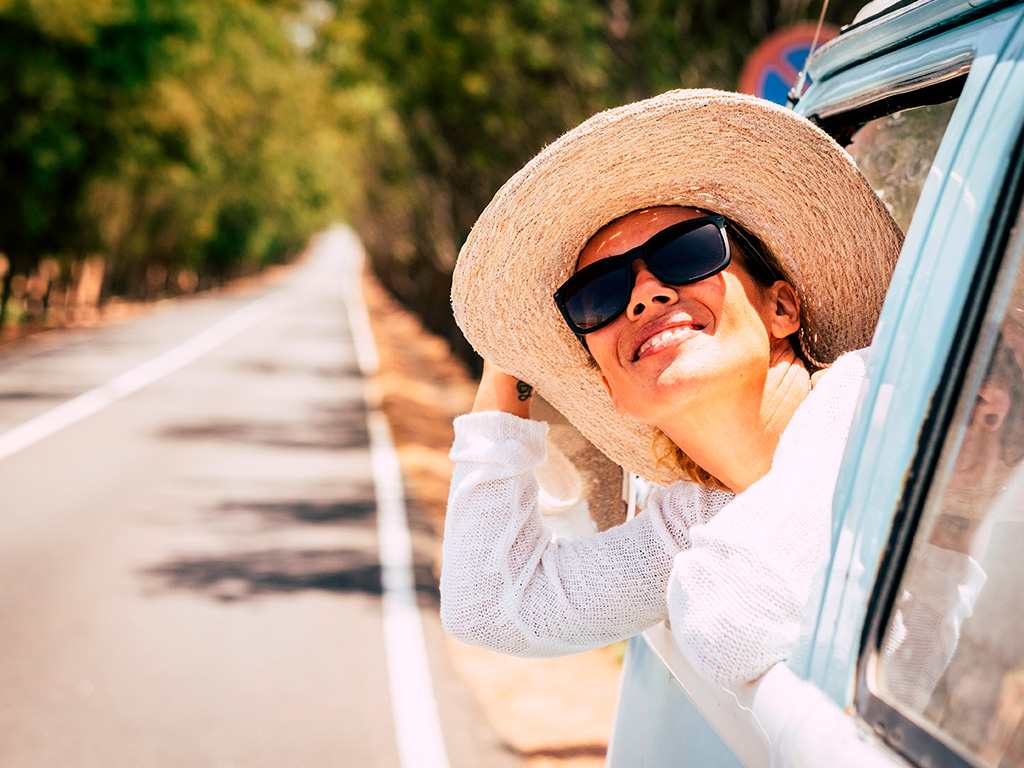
[553,214,731,337]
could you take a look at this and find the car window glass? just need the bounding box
[874,198,1024,767]
[845,99,959,233]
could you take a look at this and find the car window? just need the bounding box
[873,194,1024,767]
[844,99,959,233]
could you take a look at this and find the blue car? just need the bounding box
[608,2,1024,766]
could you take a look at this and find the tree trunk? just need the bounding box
[0,270,12,332]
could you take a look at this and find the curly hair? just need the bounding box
[651,429,730,490]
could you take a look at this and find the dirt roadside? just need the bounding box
[361,268,623,768]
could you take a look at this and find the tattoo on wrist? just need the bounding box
[516,381,533,402]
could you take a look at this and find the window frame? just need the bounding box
[854,121,1024,768]
[814,73,966,148]
[793,3,1024,710]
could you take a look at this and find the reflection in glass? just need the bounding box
[876,208,1024,767]
[846,100,958,233]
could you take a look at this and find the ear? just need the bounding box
[600,372,629,416]
[767,281,801,340]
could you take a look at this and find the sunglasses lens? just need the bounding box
[648,221,728,284]
[554,216,732,336]
[560,261,629,331]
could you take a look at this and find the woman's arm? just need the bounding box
[666,486,828,684]
[440,410,731,656]
[472,360,533,418]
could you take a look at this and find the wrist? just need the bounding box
[473,364,533,418]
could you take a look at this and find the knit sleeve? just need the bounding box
[880,543,986,710]
[667,350,869,684]
[440,410,732,656]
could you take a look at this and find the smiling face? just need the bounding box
[578,207,800,429]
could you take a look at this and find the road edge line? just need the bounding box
[336,226,451,768]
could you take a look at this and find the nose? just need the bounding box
[625,260,679,321]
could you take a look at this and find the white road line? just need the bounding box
[0,291,291,462]
[332,226,451,768]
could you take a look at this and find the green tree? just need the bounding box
[335,0,612,359]
[0,0,191,323]
[0,0,351,326]
[89,1,350,297]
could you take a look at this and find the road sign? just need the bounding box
[738,22,839,105]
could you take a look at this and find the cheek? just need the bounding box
[719,283,773,350]
[683,275,728,319]
[737,303,773,349]
[585,323,622,370]
[585,324,632,409]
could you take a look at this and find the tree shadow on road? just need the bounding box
[140,489,440,605]
[0,390,73,401]
[157,402,371,452]
[507,743,608,761]
[229,358,363,380]
[216,498,377,525]
[142,546,439,603]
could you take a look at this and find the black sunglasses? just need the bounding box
[554,214,731,336]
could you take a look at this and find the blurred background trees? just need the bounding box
[0,0,864,357]
[0,0,351,330]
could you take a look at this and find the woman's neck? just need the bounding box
[662,347,812,493]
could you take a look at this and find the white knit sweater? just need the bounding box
[441,351,867,684]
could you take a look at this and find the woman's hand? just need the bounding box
[472,360,534,418]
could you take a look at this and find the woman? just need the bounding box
[441,89,904,683]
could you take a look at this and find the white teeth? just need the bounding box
[637,327,693,357]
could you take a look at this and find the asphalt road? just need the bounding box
[0,231,521,768]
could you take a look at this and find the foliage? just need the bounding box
[328,0,613,358]
[88,1,351,297]
[334,0,866,363]
[0,0,869,346]
[0,0,190,319]
[0,0,349,327]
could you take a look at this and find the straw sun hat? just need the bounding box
[451,89,904,486]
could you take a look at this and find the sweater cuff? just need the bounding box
[915,541,986,588]
[904,541,987,615]
[451,411,549,464]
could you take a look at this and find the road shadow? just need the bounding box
[0,390,72,401]
[158,401,370,451]
[140,492,441,604]
[507,743,608,760]
[142,547,439,603]
[216,498,377,526]
[228,358,363,379]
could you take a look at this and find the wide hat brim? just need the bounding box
[452,89,903,486]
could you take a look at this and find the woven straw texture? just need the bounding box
[452,89,904,485]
